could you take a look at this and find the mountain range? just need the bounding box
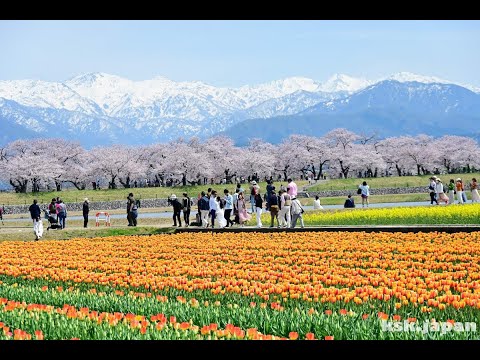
[1,71,479,147]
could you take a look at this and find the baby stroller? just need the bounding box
[44,210,61,230]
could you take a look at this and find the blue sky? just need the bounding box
[0,20,479,87]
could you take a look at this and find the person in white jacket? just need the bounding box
[215,196,227,228]
[290,197,304,229]
[358,181,370,208]
[435,179,449,205]
[209,190,218,228]
[313,195,323,210]
[278,189,291,228]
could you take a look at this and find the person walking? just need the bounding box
[265,180,275,211]
[223,189,234,227]
[290,196,305,228]
[209,190,218,228]
[216,196,227,228]
[358,181,370,208]
[182,193,193,227]
[254,193,263,228]
[198,191,210,228]
[127,193,138,226]
[313,195,323,210]
[435,179,449,205]
[170,194,183,227]
[47,198,58,230]
[249,181,260,213]
[278,189,292,228]
[428,177,438,205]
[236,183,244,194]
[57,199,67,229]
[287,178,298,198]
[446,179,455,205]
[461,179,468,203]
[28,199,43,241]
[455,178,465,205]
[236,192,251,227]
[470,178,480,203]
[267,189,279,228]
[232,188,240,225]
[82,198,90,228]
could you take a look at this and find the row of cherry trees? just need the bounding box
[1,129,479,193]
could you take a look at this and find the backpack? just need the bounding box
[357,188,362,195]
[183,198,192,210]
[199,197,209,211]
[428,184,434,191]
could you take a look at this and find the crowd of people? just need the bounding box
[19,174,480,241]
[26,196,69,240]
[428,176,480,205]
[167,178,308,229]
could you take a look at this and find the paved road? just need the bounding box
[1,200,457,222]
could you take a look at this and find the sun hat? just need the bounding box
[170,194,177,200]
[456,178,462,182]
[84,198,89,202]
[251,181,257,185]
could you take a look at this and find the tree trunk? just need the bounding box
[310,165,317,179]
[31,178,40,192]
[182,173,187,186]
[416,164,421,176]
[68,181,86,190]
[55,180,62,191]
[10,179,28,193]
[119,175,131,188]
[395,164,402,177]
[339,160,349,179]
[109,176,117,189]
[315,162,326,180]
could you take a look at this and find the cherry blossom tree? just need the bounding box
[240,138,276,181]
[48,139,86,191]
[139,143,169,186]
[377,136,413,176]
[0,139,64,193]
[401,135,436,175]
[202,135,242,183]
[162,140,210,186]
[432,135,480,173]
[350,143,386,178]
[89,145,146,189]
[2,130,480,194]
[324,128,361,178]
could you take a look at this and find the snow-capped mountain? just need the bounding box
[381,71,480,94]
[222,80,480,145]
[0,79,103,115]
[1,72,479,146]
[318,74,372,93]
